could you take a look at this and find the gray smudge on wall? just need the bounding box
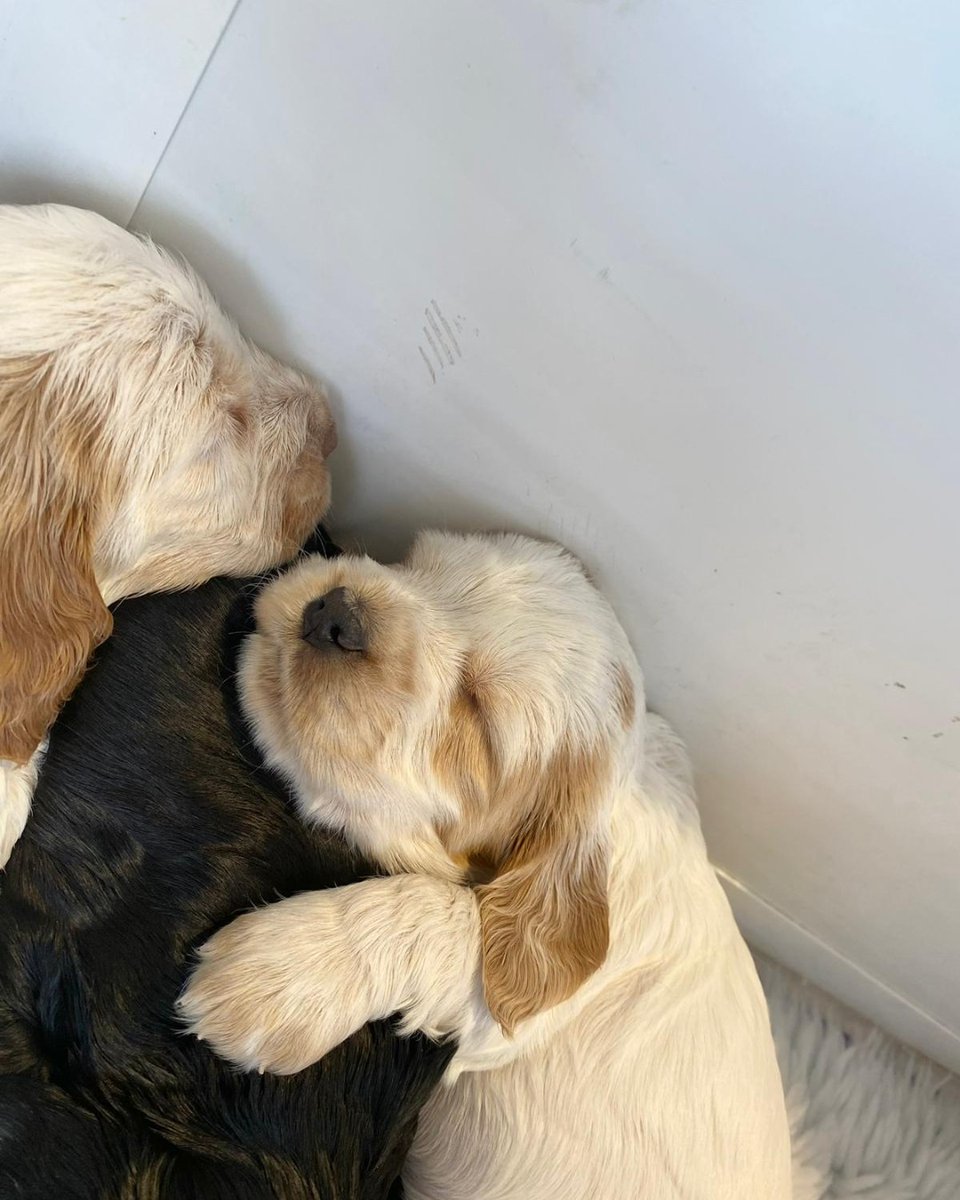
[418,299,464,382]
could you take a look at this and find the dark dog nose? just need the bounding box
[301,588,366,652]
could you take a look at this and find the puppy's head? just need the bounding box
[241,531,643,1031]
[0,205,336,761]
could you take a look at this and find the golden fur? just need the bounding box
[0,355,116,759]
[473,741,611,1032]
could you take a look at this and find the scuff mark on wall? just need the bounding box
[417,344,436,383]
[417,299,466,382]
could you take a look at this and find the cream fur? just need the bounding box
[0,741,44,869]
[0,203,336,864]
[181,532,793,1198]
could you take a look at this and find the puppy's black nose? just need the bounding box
[301,588,366,652]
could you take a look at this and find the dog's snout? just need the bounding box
[301,588,366,653]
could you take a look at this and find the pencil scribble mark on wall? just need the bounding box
[418,344,436,383]
[417,299,466,383]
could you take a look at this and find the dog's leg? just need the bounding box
[179,870,642,1079]
[178,875,484,1074]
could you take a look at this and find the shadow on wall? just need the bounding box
[0,161,134,227]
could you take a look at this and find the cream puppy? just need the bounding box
[0,203,336,863]
[181,531,793,1200]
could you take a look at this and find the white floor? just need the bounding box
[758,956,960,1199]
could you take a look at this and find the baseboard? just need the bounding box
[717,868,960,1075]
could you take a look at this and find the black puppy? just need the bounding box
[0,532,452,1199]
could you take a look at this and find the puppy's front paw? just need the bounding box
[178,894,376,1075]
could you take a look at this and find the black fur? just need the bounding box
[0,534,451,1198]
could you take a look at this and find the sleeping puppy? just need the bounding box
[0,203,335,864]
[181,531,794,1200]
[0,529,451,1200]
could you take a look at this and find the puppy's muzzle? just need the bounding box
[301,588,366,652]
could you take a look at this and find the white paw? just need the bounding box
[177,891,383,1075]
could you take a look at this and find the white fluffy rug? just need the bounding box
[757,956,960,1199]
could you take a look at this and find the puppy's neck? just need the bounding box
[95,531,153,604]
[369,829,466,882]
[296,770,467,884]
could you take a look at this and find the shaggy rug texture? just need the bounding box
[757,956,960,1200]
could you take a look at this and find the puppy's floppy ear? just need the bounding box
[0,359,112,763]
[476,740,611,1034]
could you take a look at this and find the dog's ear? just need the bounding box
[476,740,611,1034]
[0,359,112,763]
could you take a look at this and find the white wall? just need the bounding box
[3,1,959,1068]
[0,0,235,223]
